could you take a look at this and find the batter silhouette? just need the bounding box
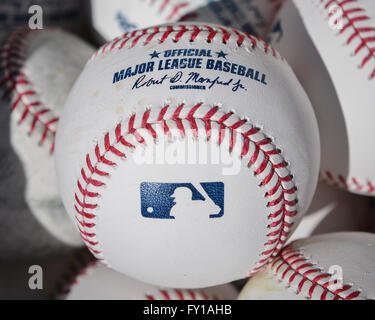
[169,186,221,220]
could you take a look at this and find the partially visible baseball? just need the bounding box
[59,262,238,300]
[90,0,285,43]
[178,0,285,39]
[56,22,320,288]
[269,0,375,196]
[238,232,375,300]
[288,182,374,243]
[0,29,95,260]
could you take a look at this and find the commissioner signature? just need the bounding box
[132,71,247,92]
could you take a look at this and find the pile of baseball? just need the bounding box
[0,0,374,300]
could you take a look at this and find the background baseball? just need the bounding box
[0,29,94,260]
[238,232,375,300]
[288,182,375,243]
[89,0,285,43]
[58,260,238,300]
[270,0,375,196]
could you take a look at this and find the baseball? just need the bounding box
[269,0,375,196]
[288,182,374,243]
[0,28,94,259]
[90,0,285,42]
[59,261,238,300]
[238,232,375,300]
[56,22,320,288]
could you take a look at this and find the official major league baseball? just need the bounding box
[59,262,238,300]
[0,29,95,259]
[238,232,375,300]
[270,0,375,196]
[90,0,285,43]
[55,22,320,288]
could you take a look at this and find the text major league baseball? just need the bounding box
[112,48,268,91]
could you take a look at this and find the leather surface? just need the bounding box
[56,22,320,288]
[239,232,375,300]
[63,262,238,300]
[270,0,375,195]
[0,29,95,259]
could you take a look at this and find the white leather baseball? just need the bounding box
[288,182,373,243]
[238,232,375,300]
[60,262,238,300]
[90,0,285,42]
[269,0,375,196]
[0,29,94,259]
[55,22,320,288]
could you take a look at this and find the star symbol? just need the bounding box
[216,51,228,59]
[149,50,161,59]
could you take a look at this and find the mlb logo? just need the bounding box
[140,182,224,219]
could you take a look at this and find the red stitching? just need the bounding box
[269,245,362,300]
[318,0,375,79]
[53,252,95,298]
[316,3,375,197]
[151,0,286,24]
[146,288,219,300]
[0,28,58,153]
[320,170,375,194]
[145,0,195,21]
[73,103,298,275]
[90,24,284,61]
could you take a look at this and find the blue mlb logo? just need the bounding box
[140,182,224,219]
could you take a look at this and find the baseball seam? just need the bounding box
[316,0,375,79]
[0,28,58,153]
[145,288,219,300]
[146,0,286,23]
[73,102,298,276]
[269,245,363,300]
[55,253,95,298]
[310,0,375,194]
[144,0,191,21]
[90,24,283,63]
[320,170,375,194]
